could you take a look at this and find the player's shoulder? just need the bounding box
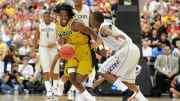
[82,4,89,9]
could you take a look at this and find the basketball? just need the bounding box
[60,44,76,59]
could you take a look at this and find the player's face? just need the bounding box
[74,0,82,6]
[43,14,51,24]
[59,10,69,27]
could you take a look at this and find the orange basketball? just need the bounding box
[60,44,76,59]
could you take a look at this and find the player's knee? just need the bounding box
[170,88,175,93]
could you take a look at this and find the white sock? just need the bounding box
[58,79,64,96]
[113,79,128,92]
[81,90,93,100]
[86,80,93,88]
[45,81,52,92]
[70,85,76,92]
[53,80,58,88]
[135,91,148,101]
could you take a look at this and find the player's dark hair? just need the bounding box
[54,3,75,19]
[92,11,104,23]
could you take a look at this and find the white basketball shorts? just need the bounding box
[98,43,140,83]
[39,46,59,74]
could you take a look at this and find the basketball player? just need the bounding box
[69,0,95,100]
[33,12,60,98]
[90,11,148,101]
[54,3,101,101]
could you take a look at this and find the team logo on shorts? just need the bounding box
[106,60,119,73]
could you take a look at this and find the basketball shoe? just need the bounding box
[122,89,137,101]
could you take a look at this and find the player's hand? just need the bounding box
[91,40,98,51]
[47,43,56,48]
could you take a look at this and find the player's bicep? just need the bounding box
[71,20,92,35]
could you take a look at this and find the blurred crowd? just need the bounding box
[141,0,180,97]
[0,0,119,95]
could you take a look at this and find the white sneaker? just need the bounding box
[87,96,96,101]
[68,90,74,100]
[53,87,60,97]
[59,84,64,96]
[92,96,96,101]
[45,91,53,99]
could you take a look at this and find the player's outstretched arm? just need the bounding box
[71,20,98,41]
[100,26,126,40]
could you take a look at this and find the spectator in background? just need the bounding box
[159,33,171,47]
[152,42,164,57]
[149,29,160,48]
[0,35,8,52]
[2,27,10,42]
[167,20,179,33]
[142,41,152,61]
[19,39,31,56]
[3,46,18,72]
[15,37,23,51]
[142,25,151,41]
[154,46,179,96]
[1,63,24,94]
[6,33,14,47]
[0,48,6,94]
[168,0,177,14]
[172,30,180,48]
[19,56,33,91]
[26,67,45,94]
[156,0,168,15]
[5,3,15,15]
[167,32,173,44]
[13,29,23,41]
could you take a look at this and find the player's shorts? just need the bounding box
[98,43,140,83]
[175,82,180,92]
[39,46,59,74]
[64,44,93,77]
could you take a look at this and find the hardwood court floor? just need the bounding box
[0,95,180,101]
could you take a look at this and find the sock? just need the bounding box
[45,81,52,92]
[113,79,128,92]
[53,80,58,88]
[86,80,93,88]
[135,91,148,101]
[70,85,76,92]
[81,89,93,100]
[58,79,64,95]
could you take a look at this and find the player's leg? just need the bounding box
[92,75,105,89]
[118,44,147,101]
[68,72,95,101]
[86,68,96,88]
[39,47,52,98]
[98,51,137,101]
[170,88,180,96]
[50,49,60,97]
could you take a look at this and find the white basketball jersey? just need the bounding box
[98,22,132,51]
[39,22,56,47]
[74,5,90,26]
